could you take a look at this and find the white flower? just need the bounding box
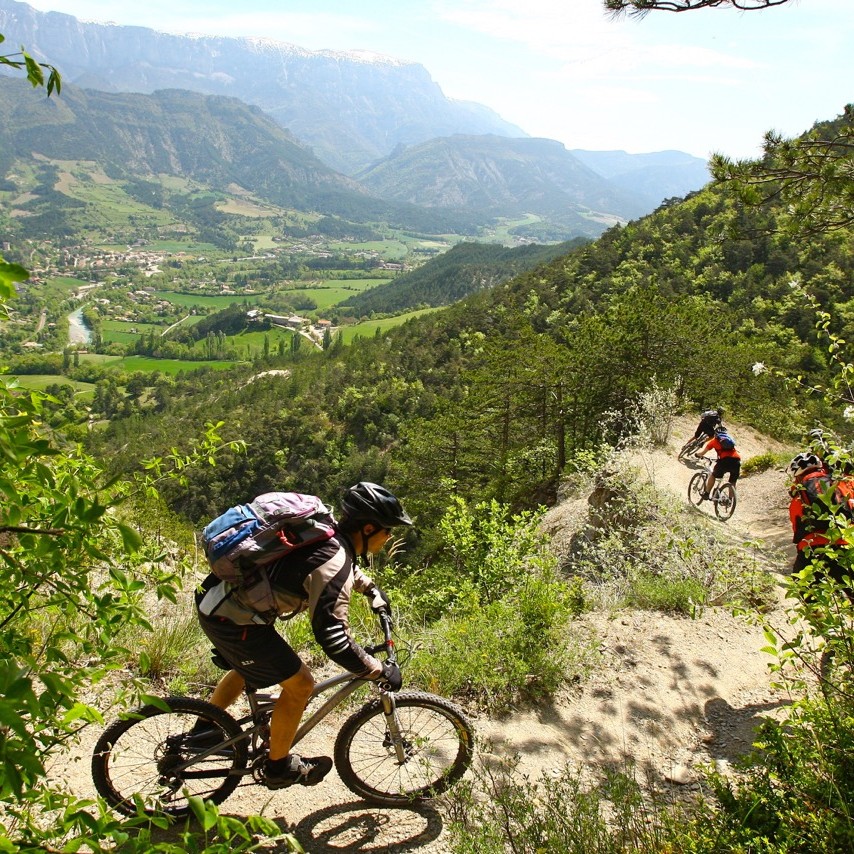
[844,406,854,422]
[751,362,766,376]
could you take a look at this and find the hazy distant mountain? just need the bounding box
[0,0,526,174]
[569,149,711,207]
[356,135,651,240]
[0,77,478,235]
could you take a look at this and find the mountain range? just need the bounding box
[0,76,480,237]
[356,135,652,240]
[0,0,524,175]
[0,0,712,240]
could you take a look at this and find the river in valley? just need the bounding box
[67,307,93,345]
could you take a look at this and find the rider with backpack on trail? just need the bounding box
[194,481,412,790]
[694,427,741,502]
[678,408,724,460]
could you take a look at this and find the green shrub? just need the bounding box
[624,571,706,614]
[404,571,591,711]
[379,496,556,623]
[122,606,204,679]
[741,451,787,476]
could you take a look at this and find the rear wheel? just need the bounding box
[714,482,737,521]
[91,696,249,818]
[688,472,707,507]
[334,691,474,806]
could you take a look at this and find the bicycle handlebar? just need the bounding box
[362,609,397,664]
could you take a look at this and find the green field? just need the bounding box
[100,319,166,345]
[8,375,96,398]
[189,325,294,357]
[77,353,124,365]
[326,239,410,261]
[111,356,241,374]
[141,240,222,253]
[157,291,266,310]
[48,275,93,292]
[339,308,437,343]
[287,281,384,311]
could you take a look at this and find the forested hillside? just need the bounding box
[337,238,588,315]
[87,108,854,538]
[355,135,650,239]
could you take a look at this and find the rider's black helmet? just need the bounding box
[340,482,413,529]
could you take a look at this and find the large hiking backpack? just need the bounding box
[201,492,336,617]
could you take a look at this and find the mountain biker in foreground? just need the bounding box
[194,481,412,790]
[695,426,741,501]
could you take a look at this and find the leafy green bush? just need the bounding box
[0,343,281,850]
[379,496,556,623]
[404,571,590,711]
[741,451,787,476]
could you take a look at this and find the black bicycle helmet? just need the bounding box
[340,482,413,528]
[788,451,823,478]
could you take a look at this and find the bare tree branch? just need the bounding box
[605,0,792,17]
[0,525,66,536]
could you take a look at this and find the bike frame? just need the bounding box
[173,612,402,776]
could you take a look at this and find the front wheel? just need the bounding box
[334,691,474,806]
[91,696,249,818]
[714,482,737,521]
[688,472,707,507]
[678,437,699,461]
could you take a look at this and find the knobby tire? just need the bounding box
[714,482,737,521]
[688,472,706,507]
[91,696,249,818]
[334,690,474,805]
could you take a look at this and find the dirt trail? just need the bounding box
[481,416,797,792]
[60,417,800,852]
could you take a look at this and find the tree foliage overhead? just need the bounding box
[712,105,854,238]
[0,32,60,94]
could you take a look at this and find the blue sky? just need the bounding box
[19,0,853,160]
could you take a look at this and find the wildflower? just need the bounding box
[752,362,766,376]
[844,406,854,422]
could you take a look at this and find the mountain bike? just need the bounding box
[688,459,737,521]
[677,433,709,462]
[91,612,474,818]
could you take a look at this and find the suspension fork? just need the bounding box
[379,692,409,764]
